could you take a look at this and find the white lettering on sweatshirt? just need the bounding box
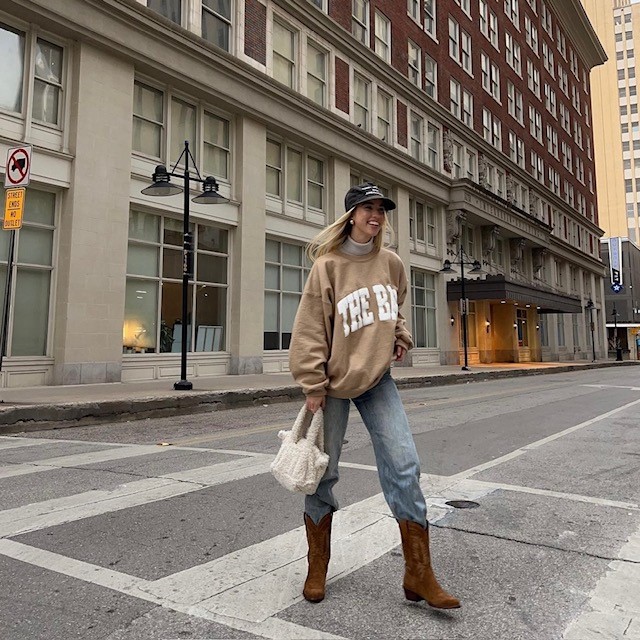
[337,285,397,337]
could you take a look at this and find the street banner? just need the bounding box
[609,237,623,288]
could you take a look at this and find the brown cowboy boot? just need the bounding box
[303,512,332,603]
[398,519,460,609]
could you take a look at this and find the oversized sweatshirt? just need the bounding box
[289,247,414,399]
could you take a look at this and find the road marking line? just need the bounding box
[583,384,640,391]
[0,444,173,479]
[0,456,272,537]
[0,539,347,640]
[563,520,640,639]
[450,397,640,481]
[0,436,62,450]
[470,480,640,512]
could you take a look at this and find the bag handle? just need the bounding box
[291,405,325,450]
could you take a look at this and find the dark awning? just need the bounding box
[446,274,583,314]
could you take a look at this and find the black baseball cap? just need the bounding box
[344,182,396,212]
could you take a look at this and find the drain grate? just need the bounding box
[445,500,480,509]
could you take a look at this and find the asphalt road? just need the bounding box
[0,367,639,640]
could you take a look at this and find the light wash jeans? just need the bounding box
[305,369,427,526]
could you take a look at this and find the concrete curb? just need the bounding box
[0,360,637,433]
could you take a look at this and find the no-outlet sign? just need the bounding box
[4,146,32,188]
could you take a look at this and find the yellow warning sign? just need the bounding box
[4,187,25,230]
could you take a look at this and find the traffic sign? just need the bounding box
[4,146,32,188]
[3,187,25,230]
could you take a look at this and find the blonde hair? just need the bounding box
[306,207,394,263]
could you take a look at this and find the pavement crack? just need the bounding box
[432,522,640,565]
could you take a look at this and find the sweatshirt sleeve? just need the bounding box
[288,265,333,397]
[394,260,414,352]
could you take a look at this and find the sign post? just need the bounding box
[1,146,31,374]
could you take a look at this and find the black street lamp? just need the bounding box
[441,250,483,371]
[585,298,596,362]
[612,304,623,362]
[142,140,229,390]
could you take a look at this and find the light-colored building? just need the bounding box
[581,0,629,238]
[0,0,609,388]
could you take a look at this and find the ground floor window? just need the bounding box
[410,268,437,348]
[0,188,55,356]
[123,210,228,354]
[517,308,529,347]
[264,239,310,350]
[539,315,549,347]
[556,315,565,346]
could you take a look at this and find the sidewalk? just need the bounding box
[0,359,637,432]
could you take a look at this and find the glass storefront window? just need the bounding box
[124,212,228,354]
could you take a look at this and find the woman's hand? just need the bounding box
[305,395,326,413]
[394,345,407,362]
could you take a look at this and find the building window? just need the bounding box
[0,24,66,128]
[527,59,540,98]
[201,0,232,51]
[546,123,558,158]
[541,3,552,35]
[408,0,420,22]
[0,189,55,357]
[266,139,325,214]
[424,0,436,37]
[505,0,519,27]
[409,199,436,247]
[449,18,460,64]
[132,81,231,182]
[264,239,310,350]
[462,89,473,127]
[124,211,228,354]
[480,0,499,49]
[450,79,461,119]
[148,0,181,25]
[483,108,501,149]
[408,40,422,87]
[516,309,529,347]
[529,105,542,142]
[509,131,525,167]
[507,81,523,124]
[411,269,437,348]
[203,111,230,179]
[273,20,297,89]
[374,11,391,62]
[352,0,369,45]
[410,112,423,161]
[481,52,500,100]
[505,32,522,75]
[133,82,164,159]
[427,123,439,169]
[377,89,392,142]
[353,73,371,131]
[307,41,327,106]
[525,15,538,54]
[425,55,437,98]
[544,83,557,117]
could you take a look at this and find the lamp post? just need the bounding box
[612,304,623,362]
[585,298,596,362]
[441,249,483,371]
[142,141,229,390]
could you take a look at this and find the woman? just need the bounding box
[289,182,460,609]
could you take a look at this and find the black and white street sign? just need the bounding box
[4,146,32,188]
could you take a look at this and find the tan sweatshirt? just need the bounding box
[289,247,414,399]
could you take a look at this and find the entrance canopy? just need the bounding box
[446,274,583,314]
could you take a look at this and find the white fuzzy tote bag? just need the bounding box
[270,406,329,495]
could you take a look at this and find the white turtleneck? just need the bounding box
[342,235,374,256]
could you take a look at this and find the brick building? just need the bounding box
[0,0,608,387]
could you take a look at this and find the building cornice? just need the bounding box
[549,0,608,68]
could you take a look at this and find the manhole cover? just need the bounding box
[445,500,480,509]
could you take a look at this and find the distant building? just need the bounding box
[0,0,609,387]
[600,236,640,357]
